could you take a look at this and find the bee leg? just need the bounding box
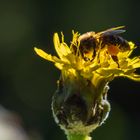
[111,55,120,68]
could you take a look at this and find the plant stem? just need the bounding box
[67,134,92,140]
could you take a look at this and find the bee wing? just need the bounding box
[106,26,125,31]
[94,26,125,38]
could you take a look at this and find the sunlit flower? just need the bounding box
[34,27,140,136]
[34,30,140,83]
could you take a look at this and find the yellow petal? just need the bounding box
[117,42,136,59]
[54,63,63,70]
[129,57,140,68]
[34,47,55,62]
[35,46,68,63]
[53,33,60,55]
[121,73,140,82]
[70,31,80,48]
[98,68,123,77]
[127,41,136,56]
[53,33,71,59]
[129,41,136,50]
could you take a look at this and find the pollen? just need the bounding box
[107,45,120,56]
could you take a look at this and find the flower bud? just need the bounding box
[52,71,110,135]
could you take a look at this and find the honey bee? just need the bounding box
[78,26,130,66]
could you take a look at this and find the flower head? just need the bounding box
[34,27,140,135]
[34,27,140,83]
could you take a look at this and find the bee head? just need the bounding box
[78,32,98,61]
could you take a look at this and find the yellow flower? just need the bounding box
[34,28,140,83]
[34,27,140,135]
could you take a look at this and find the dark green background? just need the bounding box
[0,0,140,140]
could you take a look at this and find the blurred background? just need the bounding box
[0,0,140,140]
